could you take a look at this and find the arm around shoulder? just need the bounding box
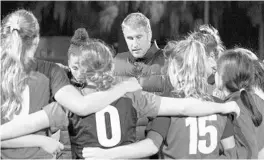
[158,97,240,117]
[82,138,158,159]
[54,79,141,116]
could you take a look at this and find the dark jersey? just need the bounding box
[225,91,259,159]
[147,94,235,159]
[31,59,70,101]
[68,88,161,159]
[1,72,53,159]
[162,114,231,159]
[253,94,264,151]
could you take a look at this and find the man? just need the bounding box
[113,12,170,142]
[114,12,170,95]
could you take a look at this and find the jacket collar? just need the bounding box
[128,40,160,64]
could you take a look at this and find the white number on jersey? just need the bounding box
[185,114,218,154]
[95,105,121,147]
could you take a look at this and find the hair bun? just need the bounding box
[71,28,89,45]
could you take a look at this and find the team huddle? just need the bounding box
[1,9,264,159]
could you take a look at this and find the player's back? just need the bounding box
[162,113,228,159]
[225,91,259,158]
[68,87,138,159]
[1,71,52,159]
[252,93,264,153]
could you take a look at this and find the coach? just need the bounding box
[113,12,170,142]
[113,12,169,96]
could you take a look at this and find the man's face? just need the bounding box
[123,26,151,59]
[68,55,85,83]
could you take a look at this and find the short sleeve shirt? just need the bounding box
[225,91,258,159]
[146,95,235,159]
[31,59,70,100]
[124,90,161,118]
[1,72,53,159]
[252,94,264,151]
[68,88,161,159]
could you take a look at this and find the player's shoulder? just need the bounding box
[33,58,55,69]
[211,95,224,103]
[111,93,134,107]
[32,58,66,77]
[29,71,49,88]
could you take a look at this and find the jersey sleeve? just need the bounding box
[124,90,161,118]
[146,117,171,148]
[28,72,50,113]
[221,114,235,139]
[42,102,69,130]
[34,59,70,98]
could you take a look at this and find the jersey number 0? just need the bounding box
[95,105,121,147]
[186,114,218,154]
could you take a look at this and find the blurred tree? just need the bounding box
[2,1,261,59]
[239,1,264,59]
[204,1,209,24]
[211,1,226,30]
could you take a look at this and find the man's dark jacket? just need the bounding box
[113,41,171,95]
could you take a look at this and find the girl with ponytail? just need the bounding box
[233,48,264,100]
[1,9,39,121]
[215,48,264,158]
[1,36,240,159]
[66,28,90,86]
[1,17,242,159]
[1,9,64,159]
[80,39,240,159]
[189,25,226,99]
[0,11,141,158]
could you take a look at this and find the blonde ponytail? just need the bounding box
[1,10,39,120]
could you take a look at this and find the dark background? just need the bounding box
[2,1,264,63]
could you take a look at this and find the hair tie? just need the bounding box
[10,23,20,32]
[240,88,245,92]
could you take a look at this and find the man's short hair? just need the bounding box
[121,12,152,38]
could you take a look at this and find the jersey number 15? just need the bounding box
[185,114,218,154]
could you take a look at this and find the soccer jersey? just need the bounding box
[163,116,232,158]
[147,94,235,159]
[1,72,53,159]
[31,59,70,100]
[252,94,264,151]
[225,91,259,159]
[68,88,161,159]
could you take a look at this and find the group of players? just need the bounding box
[1,9,264,159]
